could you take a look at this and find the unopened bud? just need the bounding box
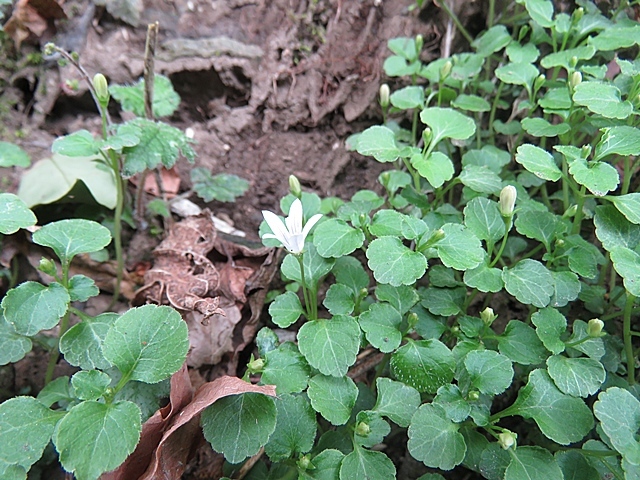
[588,318,605,337]
[563,205,578,218]
[581,145,591,158]
[480,307,497,326]
[499,186,517,217]
[38,257,57,277]
[572,7,584,23]
[533,74,546,93]
[65,79,79,92]
[355,421,371,436]
[450,325,460,335]
[439,60,453,81]
[247,357,265,374]
[359,287,369,299]
[569,71,582,90]
[379,171,391,189]
[498,430,517,450]
[518,25,530,42]
[422,127,432,146]
[93,73,110,105]
[289,175,302,199]
[467,390,480,401]
[407,312,419,330]
[415,34,424,56]
[297,454,313,471]
[569,56,578,69]
[379,83,390,108]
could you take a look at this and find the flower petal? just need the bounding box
[301,213,323,238]
[262,210,290,246]
[288,233,305,254]
[286,198,304,235]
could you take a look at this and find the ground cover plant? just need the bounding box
[2,0,640,479]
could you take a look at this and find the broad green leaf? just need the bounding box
[383,55,420,77]
[550,270,580,308]
[379,169,411,193]
[32,219,111,266]
[373,377,421,428]
[0,316,32,365]
[514,209,557,250]
[109,74,180,117]
[355,126,400,162]
[313,218,364,258]
[411,151,455,188]
[100,123,141,152]
[539,87,572,111]
[354,410,390,447]
[122,118,195,176]
[307,374,358,425]
[388,37,420,61]
[52,130,100,157]
[435,223,484,270]
[472,25,511,56]
[0,396,63,469]
[332,256,369,295]
[339,446,396,480]
[555,450,600,480]
[506,42,540,63]
[498,320,548,365]
[505,447,563,480]
[366,236,427,286]
[390,85,424,109]
[67,274,99,302]
[281,244,334,287]
[376,284,419,314]
[459,165,502,194]
[269,291,304,328]
[323,284,355,316]
[540,45,596,68]
[451,94,491,112]
[0,141,30,167]
[299,449,344,480]
[463,263,504,293]
[190,168,249,202]
[54,400,141,480]
[390,339,455,393]
[262,343,310,394]
[573,82,632,119]
[502,259,554,308]
[569,158,619,196]
[256,327,279,357]
[37,377,74,409]
[420,286,466,316]
[567,320,604,360]
[563,234,605,279]
[610,194,640,225]
[495,62,539,93]
[428,265,460,288]
[17,154,117,209]
[59,312,117,370]
[521,0,554,27]
[462,145,510,173]
[594,126,640,161]
[265,394,316,461]
[0,461,26,480]
[2,282,69,336]
[594,204,640,251]
[0,194,36,235]
[593,387,640,465]
[358,302,402,353]
[408,404,466,470]
[370,209,412,237]
[297,316,360,377]
[71,370,111,401]
[433,384,470,423]
[201,393,277,464]
[102,305,189,383]
[521,117,570,137]
[464,350,514,395]
[479,443,510,479]
[546,355,605,397]
[531,308,566,355]
[508,369,593,444]
[419,107,476,144]
[515,144,562,182]
[610,246,640,296]
[590,24,640,50]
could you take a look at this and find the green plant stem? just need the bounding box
[571,184,587,234]
[411,109,419,145]
[561,159,570,212]
[401,157,421,191]
[296,254,315,320]
[44,262,72,385]
[488,82,504,145]
[489,217,512,268]
[622,155,633,195]
[439,0,474,44]
[624,292,636,385]
[109,150,126,309]
[488,0,495,28]
[602,307,640,321]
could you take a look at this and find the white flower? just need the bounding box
[262,198,322,254]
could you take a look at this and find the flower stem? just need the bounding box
[296,254,315,320]
[624,292,636,385]
[489,217,512,268]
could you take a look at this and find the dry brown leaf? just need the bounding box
[4,0,66,48]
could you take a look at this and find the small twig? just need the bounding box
[234,447,264,479]
[143,21,159,121]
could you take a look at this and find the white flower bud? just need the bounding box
[587,318,605,337]
[379,83,390,108]
[499,186,517,217]
[498,430,517,450]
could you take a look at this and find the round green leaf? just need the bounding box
[281,244,334,287]
[390,85,424,109]
[355,126,400,162]
[498,320,548,365]
[573,82,632,119]
[569,159,619,197]
[269,291,304,328]
[102,305,189,384]
[390,339,455,393]
[2,282,69,336]
[354,410,390,447]
[435,223,484,271]
[419,107,476,144]
[262,343,310,394]
[265,394,316,461]
[610,193,640,225]
[464,350,514,395]
[307,374,358,425]
[514,209,558,250]
[0,141,30,167]
[373,377,421,428]
[495,62,539,92]
[313,218,364,258]
[531,307,566,355]
[459,165,502,194]
[451,94,491,112]
[67,274,99,302]
[521,117,570,137]
[0,316,32,366]
[411,152,455,189]
[505,446,563,480]
[593,387,640,465]
[546,355,605,397]
[502,259,554,308]
[594,126,640,161]
[32,219,112,266]
[71,370,112,401]
[515,144,562,182]
[610,246,640,296]
[0,194,36,235]
[323,283,355,316]
[550,270,580,308]
[60,312,118,370]
[51,130,100,157]
[463,263,504,293]
[358,302,403,353]
[366,236,427,286]
[433,384,471,423]
[594,204,640,251]
[340,447,396,480]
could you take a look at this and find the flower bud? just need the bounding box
[379,83,390,108]
[569,71,582,90]
[563,204,578,218]
[533,74,546,93]
[498,430,517,450]
[65,79,79,92]
[38,257,57,277]
[379,171,391,189]
[70,51,80,62]
[93,73,110,106]
[355,421,371,436]
[422,127,432,146]
[499,186,517,217]
[569,56,578,69]
[297,455,313,471]
[581,145,591,158]
[407,312,419,330]
[415,34,424,56]
[480,307,497,326]
[450,325,460,335]
[518,25,530,42]
[439,60,453,81]
[289,174,302,199]
[43,42,56,56]
[588,318,605,337]
[572,7,584,23]
[467,390,480,401]
[246,356,265,374]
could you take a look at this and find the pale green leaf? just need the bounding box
[515,144,562,182]
[502,259,554,308]
[464,350,514,395]
[435,223,484,270]
[505,447,563,480]
[419,107,476,144]
[355,126,400,163]
[610,193,640,225]
[313,218,364,258]
[531,307,566,355]
[262,343,310,394]
[339,447,396,480]
[265,394,316,461]
[190,168,249,202]
[109,74,180,117]
[573,82,633,119]
[0,141,30,167]
[32,219,111,266]
[594,126,640,161]
[546,355,605,397]
[0,194,36,235]
[269,291,303,328]
[1,282,69,336]
[593,387,640,465]
[498,320,548,365]
[358,302,402,353]
[308,374,358,425]
[373,377,421,428]
[60,312,117,370]
[411,151,455,188]
[366,236,427,286]
[390,339,455,393]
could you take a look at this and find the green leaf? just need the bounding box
[354,410,390,447]
[265,394,316,461]
[0,316,32,365]
[514,210,558,250]
[60,312,117,370]
[593,387,640,465]
[201,393,277,464]
[540,45,596,69]
[459,165,502,194]
[451,94,491,112]
[594,126,640,161]
[433,384,470,423]
[114,378,169,424]
[373,377,421,428]
[101,123,141,152]
[0,396,63,470]
[323,284,355,316]
[390,86,424,109]
[463,263,504,293]
[420,287,466,316]
[508,369,593,444]
[495,62,539,93]
[0,194,36,235]
[464,350,513,395]
[472,25,512,56]
[102,304,189,383]
[462,145,510,173]
[506,42,540,63]
[590,24,640,50]
[390,339,455,393]
[122,118,195,176]
[498,320,548,365]
[419,107,476,144]
[297,316,360,377]
[53,400,141,480]
[67,274,99,302]
[366,236,427,286]
[563,234,605,279]
[521,0,554,27]
[313,218,364,258]
[521,117,570,137]
[435,223,484,271]
[332,256,369,295]
[109,74,180,117]
[17,154,117,209]
[190,168,249,202]
[567,320,604,360]
[281,244,334,287]
[32,219,111,266]
[358,302,402,353]
[355,126,400,162]
[388,37,419,61]
[37,376,74,409]
[51,130,100,157]
[428,265,460,288]
[339,446,396,480]
[307,374,358,425]
[505,447,563,480]
[611,246,640,295]
[555,450,600,480]
[408,404,466,470]
[376,284,419,314]
[299,449,344,480]
[0,141,30,167]
[546,355,605,397]
[411,151,455,189]
[569,158,619,197]
[610,194,640,225]
[550,271,580,308]
[268,291,303,328]
[262,343,310,394]
[595,204,640,251]
[502,259,554,308]
[71,370,112,401]
[515,144,562,182]
[531,308,566,355]
[573,82,632,119]
[1,282,69,336]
